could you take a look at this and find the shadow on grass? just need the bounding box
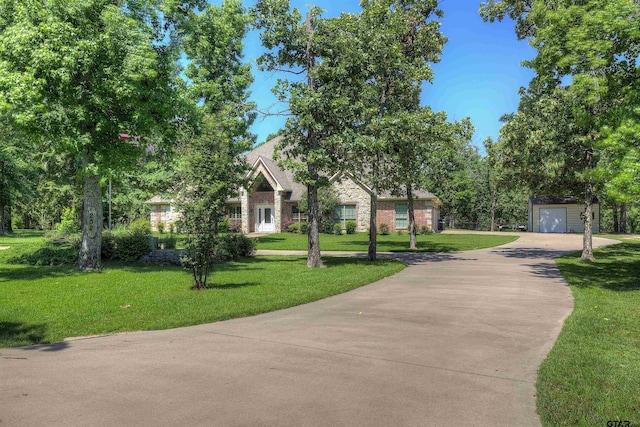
[0,322,49,348]
[204,282,260,290]
[255,236,290,244]
[557,243,640,292]
[0,265,81,282]
[333,239,459,253]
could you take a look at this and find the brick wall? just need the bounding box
[376,200,435,232]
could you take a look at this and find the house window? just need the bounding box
[395,203,408,229]
[228,206,242,219]
[292,205,307,223]
[255,175,274,192]
[335,205,356,228]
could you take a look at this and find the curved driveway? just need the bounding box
[0,233,617,426]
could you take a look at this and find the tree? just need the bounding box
[481,137,529,231]
[332,0,447,259]
[253,0,341,268]
[177,0,255,289]
[481,0,640,261]
[0,0,193,270]
[298,187,339,234]
[385,109,473,248]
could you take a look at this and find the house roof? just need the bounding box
[244,136,439,202]
[379,188,437,200]
[145,195,172,204]
[530,196,599,205]
[246,136,307,201]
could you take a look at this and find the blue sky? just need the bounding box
[219,0,536,154]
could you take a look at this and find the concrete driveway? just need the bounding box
[0,233,617,426]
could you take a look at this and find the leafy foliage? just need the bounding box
[481,0,640,259]
[345,221,357,235]
[379,223,389,235]
[177,0,254,289]
[0,0,195,270]
[299,187,339,235]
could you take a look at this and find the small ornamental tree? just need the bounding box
[177,0,255,289]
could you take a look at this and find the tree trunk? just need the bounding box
[3,203,12,233]
[620,204,627,234]
[76,153,103,271]
[407,185,417,250]
[303,11,323,268]
[306,183,324,268]
[613,203,619,233]
[0,198,6,236]
[368,187,377,261]
[490,192,497,232]
[581,183,595,262]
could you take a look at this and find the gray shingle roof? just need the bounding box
[246,136,307,201]
[246,136,439,202]
[145,195,172,204]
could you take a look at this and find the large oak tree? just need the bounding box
[0,0,195,270]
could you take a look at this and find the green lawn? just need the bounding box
[537,238,640,426]
[0,231,404,348]
[256,232,519,252]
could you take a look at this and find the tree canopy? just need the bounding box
[0,0,195,269]
[481,0,640,260]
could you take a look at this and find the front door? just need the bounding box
[257,206,275,232]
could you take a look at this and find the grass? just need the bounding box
[537,237,640,426]
[0,231,404,348]
[256,232,519,252]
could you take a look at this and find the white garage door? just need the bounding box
[539,208,567,233]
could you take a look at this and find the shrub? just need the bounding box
[210,234,256,262]
[333,223,343,235]
[287,223,301,233]
[157,222,165,234]
[396,230,403,235]
[9,235,77,265]
[345,221,357,235]
[229,220,242,233]
[379,223,389,235]
[159,235,178,250]
[420,225,434,235]
[129,218,151,235]
[55,207,79,235]
[217,217,231,233]
[168,223,175,234]
[299,222,308,234]
[322,221,335,234]
[112,227,152,261]
[101,232,116,259]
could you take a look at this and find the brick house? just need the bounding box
[148,136,441,233]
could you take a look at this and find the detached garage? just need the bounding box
[529,196,600,233]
